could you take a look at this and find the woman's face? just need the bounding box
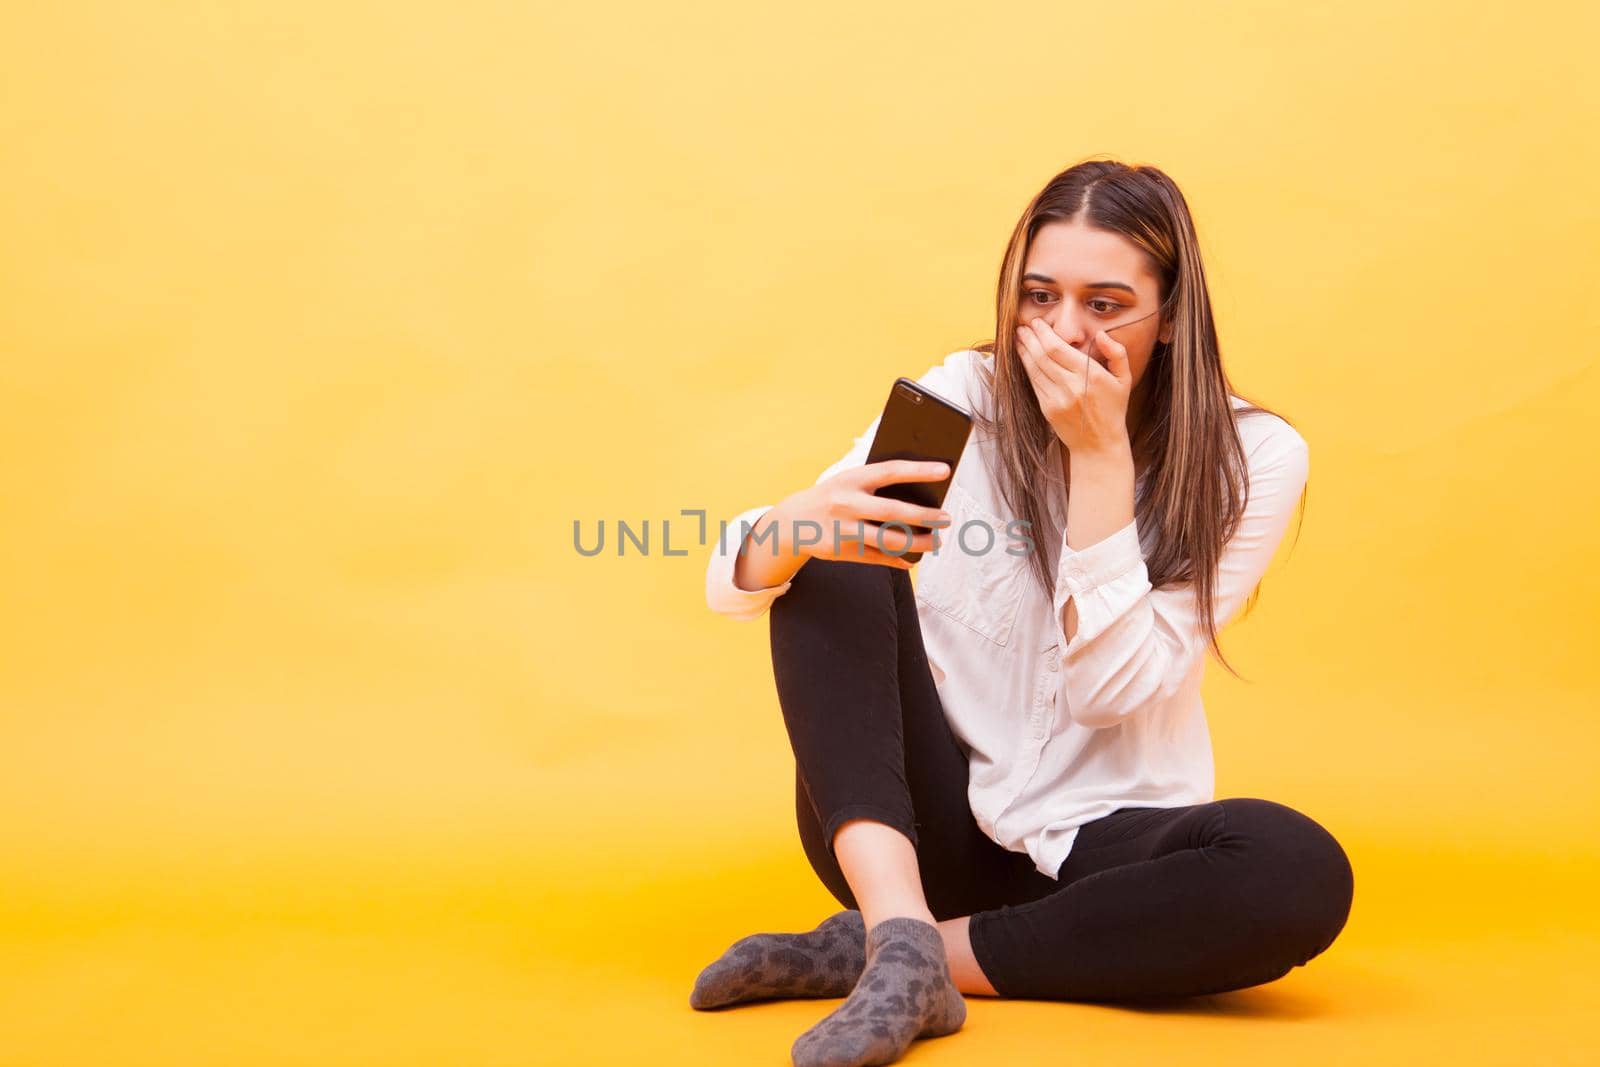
[1018,216,1172,393]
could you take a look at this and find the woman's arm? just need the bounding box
[730,500,808,592]
[1050,418,1310,729]
[705,349,977,620]
[1059,441,1137,643]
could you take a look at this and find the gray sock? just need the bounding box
[789,916,966,1067]
[690,910,868,1010]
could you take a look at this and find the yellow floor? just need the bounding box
[4,832,1596,1066]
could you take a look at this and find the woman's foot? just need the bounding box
[790,916,966,1067]
[690,910,868,1010]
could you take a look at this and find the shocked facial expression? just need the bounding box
[1018,216,1173,392]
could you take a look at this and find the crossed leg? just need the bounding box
[778,556,1353,1002]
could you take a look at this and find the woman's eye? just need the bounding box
[1024,291,1121,314]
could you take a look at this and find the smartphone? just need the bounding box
[863,378,973,563]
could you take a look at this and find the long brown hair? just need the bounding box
[967,159,1306,677]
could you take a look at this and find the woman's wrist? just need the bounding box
[1065,436,1134,481]
[1069,439,1134,477]
[1064,438,1136,553]
[731,497,810,592]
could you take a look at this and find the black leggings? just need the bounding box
[769,555,1354,1002]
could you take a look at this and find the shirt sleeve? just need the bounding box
[704,349,977,621]
[1050,417,1311,729]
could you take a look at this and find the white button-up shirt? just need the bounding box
[705,348,1311,879]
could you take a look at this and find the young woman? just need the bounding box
[691,159,1354,1067]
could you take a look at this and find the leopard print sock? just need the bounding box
[789,916,966,1067]
[690,910,868,1010]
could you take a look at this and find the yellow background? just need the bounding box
[2,2,1597,1063]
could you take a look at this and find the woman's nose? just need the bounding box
[1048,311,1089,349]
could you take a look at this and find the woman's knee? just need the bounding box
[784,555,901,599]
[1219,797,1355,961]
[770,556,904,638]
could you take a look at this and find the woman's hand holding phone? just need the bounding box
[731,460,952,592]
[789,459,953,568]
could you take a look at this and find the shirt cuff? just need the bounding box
[1054,518,1144,599]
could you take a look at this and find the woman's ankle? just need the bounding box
[862,905,938,930]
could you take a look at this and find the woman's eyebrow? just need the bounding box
[1022,272,1136,295]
